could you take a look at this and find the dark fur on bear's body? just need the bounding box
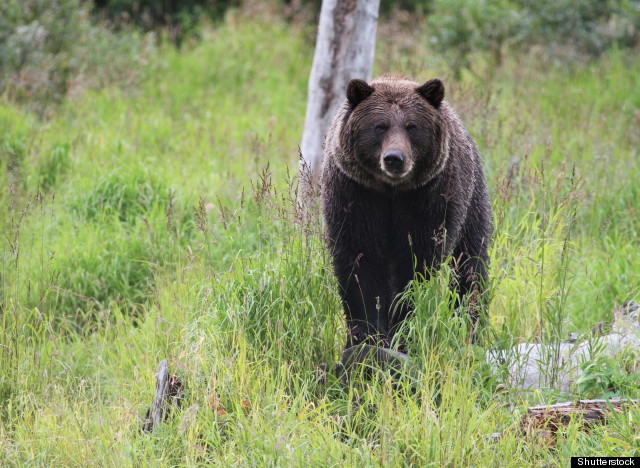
[321,75,492,348]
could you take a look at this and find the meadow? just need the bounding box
[1,10,639,466]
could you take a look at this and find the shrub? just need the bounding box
[429,0,640,75]
[430,0,523,74]
[92,0,241,43]
[518,0,640,57]
[0,0,152,113]
[282,0,434,17]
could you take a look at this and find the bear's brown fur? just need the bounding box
[321,74,492,348]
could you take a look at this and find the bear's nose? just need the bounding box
[383,150,405,173]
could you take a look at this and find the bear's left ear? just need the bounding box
[346,78,375,107]
[416,79,445,108]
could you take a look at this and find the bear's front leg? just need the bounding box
[330,245,392,348]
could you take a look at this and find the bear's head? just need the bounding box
[335,75,450,191]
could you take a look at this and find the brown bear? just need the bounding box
[321,74,492,349]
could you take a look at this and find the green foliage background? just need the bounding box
[1,1,639,465]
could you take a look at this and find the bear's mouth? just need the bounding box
[380,161,413,181]
[382,169,410,180]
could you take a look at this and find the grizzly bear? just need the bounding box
[321,74,492,349]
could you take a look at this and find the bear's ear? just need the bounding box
[346,78,374,107]
[416,79,445,108]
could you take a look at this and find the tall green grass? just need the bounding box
[1,12,639,466]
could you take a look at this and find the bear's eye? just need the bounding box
[406,123,418,132]
[375,123,388,134]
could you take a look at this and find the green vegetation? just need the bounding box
[430,0,640,74]
[92,0,241,44]
[0,0,152,114]
[1,6,639,467]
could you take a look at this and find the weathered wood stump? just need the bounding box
[142,360,184,433]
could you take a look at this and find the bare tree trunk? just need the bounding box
[300,0,380,178]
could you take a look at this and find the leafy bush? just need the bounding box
[0,0,152,112]
[92,0,241,43]
[518,0,640,56]
[284,0,434,16]
[430,0,640,74]
[430,0,523,74]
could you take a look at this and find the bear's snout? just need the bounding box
[381,148,413,179]
[383,150,405,174]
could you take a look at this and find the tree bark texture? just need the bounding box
[300,0,380,177]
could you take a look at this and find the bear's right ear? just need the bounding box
[346,78,374,107]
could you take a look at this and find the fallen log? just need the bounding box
[520,398,638,444]
[487,398,639,444]
[524,398,630,427]
[487,301,640,392]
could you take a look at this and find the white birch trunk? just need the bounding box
[300,0,380,177]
